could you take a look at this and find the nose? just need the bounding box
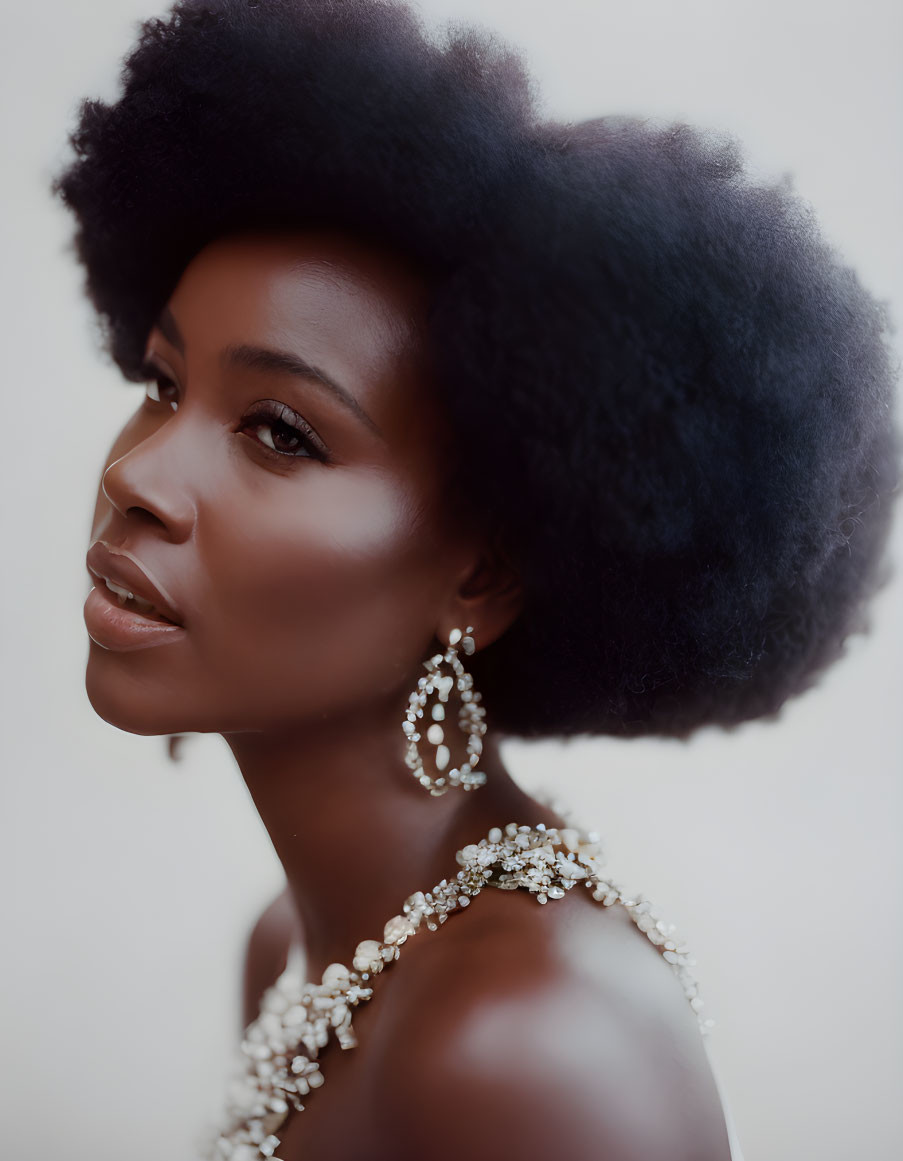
[100,418,198,543]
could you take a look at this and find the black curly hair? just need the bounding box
[51,0,901,739]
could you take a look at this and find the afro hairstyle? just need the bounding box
[51,0,901,739]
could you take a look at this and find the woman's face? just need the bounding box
[84,230,468,736]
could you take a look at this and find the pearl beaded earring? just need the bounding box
[402,626,487,795]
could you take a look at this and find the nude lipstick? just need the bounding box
[84,541,187,652]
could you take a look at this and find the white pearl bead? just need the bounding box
[383,914,416,943]
[352,939,382,972]
[330,1002,349,1026]
[321,963,350,988]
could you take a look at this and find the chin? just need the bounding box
[84,653,196,737]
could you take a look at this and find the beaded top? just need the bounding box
[205,818,713,1160]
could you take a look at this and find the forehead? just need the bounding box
[167,229,431,387]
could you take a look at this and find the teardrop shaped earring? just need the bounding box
[402,626,487,796]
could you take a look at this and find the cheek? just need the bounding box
[194,469,445,706]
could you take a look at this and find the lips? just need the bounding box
[86,541,184,626]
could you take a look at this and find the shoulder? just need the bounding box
[367,889,732,1160]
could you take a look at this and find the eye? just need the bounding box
[141,366,179,412]
[135,360,329,463]
[239,400,330,462]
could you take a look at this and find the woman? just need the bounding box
[51,0,899,1158]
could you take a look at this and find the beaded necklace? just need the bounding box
[207,819,714,1160]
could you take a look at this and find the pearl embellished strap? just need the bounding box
[205,819,713,1160]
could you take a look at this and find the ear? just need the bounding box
[440,534,524,652]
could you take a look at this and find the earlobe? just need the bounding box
[447,543,524,652]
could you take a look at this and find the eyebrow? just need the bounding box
[151,305,382,438]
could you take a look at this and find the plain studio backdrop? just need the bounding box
[2,1,900,1158]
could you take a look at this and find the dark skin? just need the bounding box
[84,230,732,1160]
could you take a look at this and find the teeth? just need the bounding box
[103,577,157,615]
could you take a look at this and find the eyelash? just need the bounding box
[139,367,330,463]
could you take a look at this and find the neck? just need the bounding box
[224,705,542,982]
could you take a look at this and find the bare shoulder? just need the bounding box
[368,886,732,1161]
[241,884,300,1028]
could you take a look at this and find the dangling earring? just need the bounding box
[403,626,487,796]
